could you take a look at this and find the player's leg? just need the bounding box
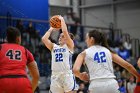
[89,84,120,93]
[0,78,32,93]
[89,86,120,93]
[16,78,33,93]
[89,79,119,93]
[64,73,78,93]
[50,74,64,93]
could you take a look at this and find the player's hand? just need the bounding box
[58,15,64,20]
[79,72,89,82]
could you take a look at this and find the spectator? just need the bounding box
[16,19,25,36]
[70,12,80,36]
[77,82,88,93]
[118,79,127,93]
[117,44,130,61]
[26,21,38,53]
[123,39,132,56]
[63,12,75,25]
[114,66,121,79]
[127,76,136,93]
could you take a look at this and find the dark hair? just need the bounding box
[6,26,21,43]
[88,30,114,53]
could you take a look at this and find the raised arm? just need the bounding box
[59,16,74,51]
[42,27,54,51]
[112,53,140,78]
[73,51,89,81]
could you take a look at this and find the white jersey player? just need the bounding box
[51,44,73,71]
[73,30,140,93]
[42,16,78,93]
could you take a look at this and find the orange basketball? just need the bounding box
[49,15,61,28]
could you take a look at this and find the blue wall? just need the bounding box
[0,0,49,35]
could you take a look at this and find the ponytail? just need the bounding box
[100,32,115,53]
[88,29,115,53]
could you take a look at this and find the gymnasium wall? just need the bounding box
[117,2,140,39]
[49,0,70,6]
[0,0,49,35]
[82,0,140,40]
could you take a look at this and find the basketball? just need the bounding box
[49,15,61,28]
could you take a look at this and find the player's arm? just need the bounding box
[26,49,40,92]
[27,61,39,92]
[73,51,89,81]
[112,53,140,78]
[137,58,140,69]
[59,16,74,50]
[42,27,54,51]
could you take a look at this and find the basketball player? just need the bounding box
[42,16,77,93]
[0,27,39,93]
[73,30,140,93]
[134,58,140,93]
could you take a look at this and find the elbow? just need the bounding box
[41,37,45,42]
[42,37,47,44]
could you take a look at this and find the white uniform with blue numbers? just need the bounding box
[51,44,73,71]
[50,44,78,93]
[85,45,119,93]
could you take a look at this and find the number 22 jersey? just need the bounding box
[51,44,73,72]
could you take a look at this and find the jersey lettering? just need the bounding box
[6,50,22,60]
[55,53,63,62]
[94,52,106,63]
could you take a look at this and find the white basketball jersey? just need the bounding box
[51,44,73,72]
[85,45,116,80]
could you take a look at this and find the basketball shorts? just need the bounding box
[50,71,78,93]
[0,78,32,93]
[89,78,120,93]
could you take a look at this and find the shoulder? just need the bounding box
[64,44,74,53]
[52,43,59,49]
[85,47,92,53]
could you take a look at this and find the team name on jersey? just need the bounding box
[54,48,66,53]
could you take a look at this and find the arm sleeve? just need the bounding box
[26,49,35,64]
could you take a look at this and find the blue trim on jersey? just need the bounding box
[72,76,76,91]
[69,53,73,70]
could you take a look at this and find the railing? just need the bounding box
[0,15,139,59]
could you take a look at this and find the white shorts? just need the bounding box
[89,78,120,93]
[50,71,78,93]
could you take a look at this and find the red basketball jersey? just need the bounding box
[0,43,34,76]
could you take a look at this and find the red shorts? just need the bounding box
[0,78,33,93]
[134,83,140,93]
